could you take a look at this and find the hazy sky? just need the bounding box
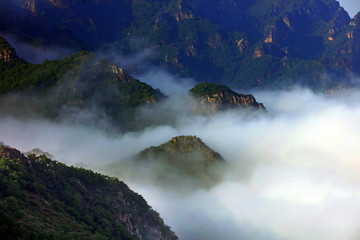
[337,0,360,17]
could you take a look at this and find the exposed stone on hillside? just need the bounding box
[0,146,25,161]
[1,0,359,90]
[329,11,360,74]
[0,35,17,62]
[190,82,265,115]
[236,38,248,53]
[175,2,194,21]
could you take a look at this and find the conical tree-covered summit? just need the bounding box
[103,136,227,190]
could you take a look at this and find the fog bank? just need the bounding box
[2,87,360,239]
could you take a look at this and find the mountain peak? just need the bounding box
[25,148,55,159]
[139,135,224,162]
[135,135,226,189]
[190,82,265,115]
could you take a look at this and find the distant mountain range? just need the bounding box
[0,0,359,90]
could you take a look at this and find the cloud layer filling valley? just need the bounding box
[2,87,360,240]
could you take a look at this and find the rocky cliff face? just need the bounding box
[0,48,17,62]
[0,35,17,62]
[326,11,360,74]
[353,12,360,70]
[190,82,265,115]
[347,12,360,72]
[0,145,24,160]
[0,0,359,90]
[180,0,349,59]
[0,145,178,240]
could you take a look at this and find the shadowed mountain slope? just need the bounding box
[0,145,178,240]
[0,0,358,90]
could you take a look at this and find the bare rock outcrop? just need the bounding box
[190,82,265,115]
[0,35,17,62]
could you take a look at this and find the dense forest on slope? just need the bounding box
[0,145,177,240]
[0,35,267,132]
[0,0,359,90]
[0,35,164,130]
[190,82,234,97]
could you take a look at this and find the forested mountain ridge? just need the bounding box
[0,145,178,240]
[0,0,359,90]
[0,34,164,130]
[0,35,265,131]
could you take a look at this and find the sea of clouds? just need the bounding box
[2,83,360,240]
[2,33,360,239]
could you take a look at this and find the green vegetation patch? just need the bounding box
[0,146,176,240]
[189,82,232,97]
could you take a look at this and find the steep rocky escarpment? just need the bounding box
[0,0,358,90]
[352,12,360,71]
[0,35,18,62]
[190,82,265,115]
[328,11,360,74]
[0,145,178,240]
